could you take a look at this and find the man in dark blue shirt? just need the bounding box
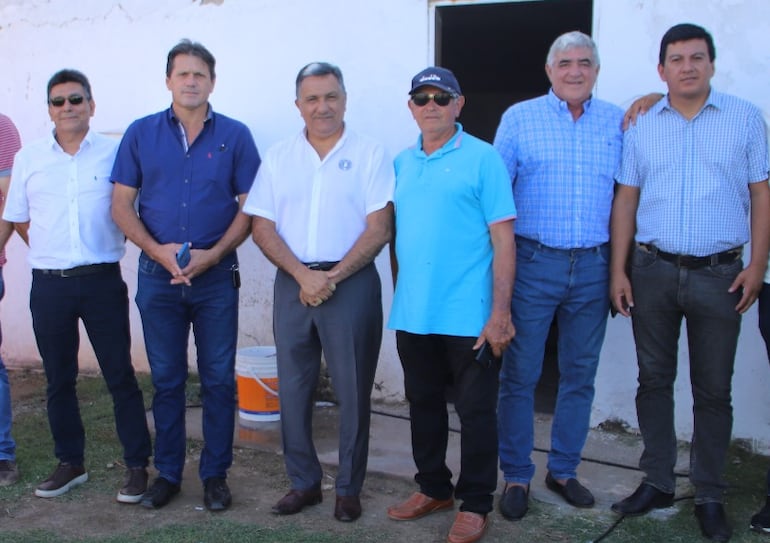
[111,39,260,512]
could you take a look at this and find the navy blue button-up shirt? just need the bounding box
[111,106,260,248]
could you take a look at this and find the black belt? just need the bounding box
[638,243,741,269]
[303,261,339,272]
[34,263,119,277]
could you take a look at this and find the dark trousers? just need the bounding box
[758,283,770,495]
[396,331,500,515]
[273,262,382,496]
[30,265,151,467]
[630,246,742,503]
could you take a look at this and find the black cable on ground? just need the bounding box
[586,496,695,542]
[369,405,699,542]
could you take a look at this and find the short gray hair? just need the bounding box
[546,31,600,67]
[295,62,346,97]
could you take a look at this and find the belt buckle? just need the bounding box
[307,262,321,271]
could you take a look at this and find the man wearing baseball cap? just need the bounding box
[386,66,517,543]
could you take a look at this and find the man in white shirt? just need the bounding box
[243,61,393,522]
[1,69,151,503]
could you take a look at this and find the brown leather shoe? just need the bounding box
[271,485,322,515]
[387,491,455,521]
[334,495,362,522]
[447,511,488,543]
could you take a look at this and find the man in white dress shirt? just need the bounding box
[1,69,151,503]
[243,61,393,522]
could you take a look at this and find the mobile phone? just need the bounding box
[474,341,498,369]
[176,242,191,268]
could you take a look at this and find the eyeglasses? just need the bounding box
[411,92,456,107]
[48,94,85,107]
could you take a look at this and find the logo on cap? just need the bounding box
[419,74,442,83]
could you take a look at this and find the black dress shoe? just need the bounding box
[203,477,232,512]
[611,482,674,516]
[695,502,732,542]
[271,485,322,515]
[140,477,181,509]
[499,484,529,520]
[545,472,594,508]
[334,495,361,522]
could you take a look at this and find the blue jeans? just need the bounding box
[498,236,609,483]
[0,267,15,461]
[136,251,238,484]
[630,245,741,503]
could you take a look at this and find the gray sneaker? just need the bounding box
[34,462,88,498]
[0,459,19,486]
[117,466,148,504]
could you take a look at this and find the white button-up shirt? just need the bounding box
[244,127,394,262]
[4,129,125,269]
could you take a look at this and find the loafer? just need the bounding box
[117,466,148,504]
[750,501,770,533]
[203,477,232,512]
[611,482,674,516]
[499,484,528,520]
[140,477,181,509]
[334,495,361,522]
[545,472,594,508]
[695,502,732,542]
[387,491,454,521]
[447,511,487,543]
[35,462,88,498]
[272,484,322,515]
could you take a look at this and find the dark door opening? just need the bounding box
[436,0,593,413]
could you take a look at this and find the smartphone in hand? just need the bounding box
[176,242,191,268]
[474,341,499,369]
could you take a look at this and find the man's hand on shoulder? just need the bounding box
[622,93,665,130]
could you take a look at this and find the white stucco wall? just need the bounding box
[1,0,769,448]
[0,0,433,401]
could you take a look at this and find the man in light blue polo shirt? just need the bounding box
[493,31,623,520]
[387,66,516,543]
[610,23,770,542]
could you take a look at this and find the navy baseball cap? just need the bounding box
[409,66,462,95]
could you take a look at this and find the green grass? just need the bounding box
[2,369,770,542]
[2,521,363,543]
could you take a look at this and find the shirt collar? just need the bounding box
[167,103,213,123]
[48,127,94,152]
[658,87,720,116]
[546,88,593,114]
[414,122,464,156]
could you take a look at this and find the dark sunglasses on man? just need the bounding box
[411,92,456,107]
[48,94,85,107]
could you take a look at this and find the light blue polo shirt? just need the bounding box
[389,123,516,337]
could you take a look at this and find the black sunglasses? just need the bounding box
[411,92,456,107]
[48,94,85,107]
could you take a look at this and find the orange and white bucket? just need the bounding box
[235,346,280,422]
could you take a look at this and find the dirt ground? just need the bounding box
[2,371,585,543]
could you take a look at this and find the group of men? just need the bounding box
[0,20,768,543]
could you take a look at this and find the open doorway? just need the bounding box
[434,0,593,413]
